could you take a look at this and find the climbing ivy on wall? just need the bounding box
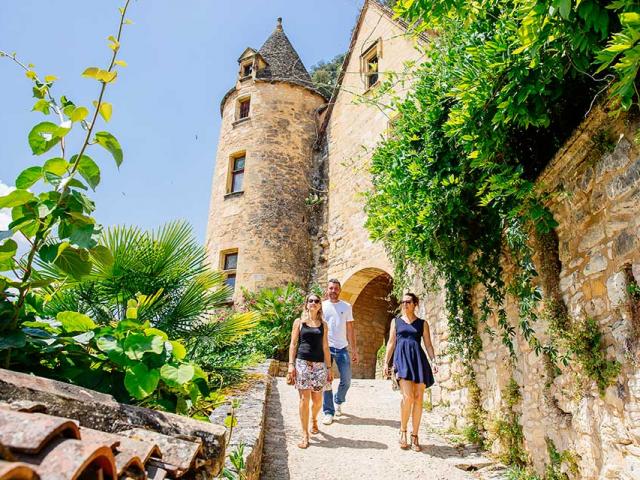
[365,0,639,364]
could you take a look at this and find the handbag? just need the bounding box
[391,366,400,391]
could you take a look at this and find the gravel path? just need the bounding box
[260,378,507,480]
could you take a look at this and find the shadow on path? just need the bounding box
[336,413,401,429]
[260,378,291,480]
[312,430,389,450]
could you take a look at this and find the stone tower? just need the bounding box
[205,18,326,297]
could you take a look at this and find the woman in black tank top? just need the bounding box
[288,293,333,449]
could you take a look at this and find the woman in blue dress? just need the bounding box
[383,292,438,451]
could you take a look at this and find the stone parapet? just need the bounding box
[209,360,278,480]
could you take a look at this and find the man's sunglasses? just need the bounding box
[307,299,321,304]
[400,300,414,305]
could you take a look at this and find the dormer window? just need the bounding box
[242,63,253,78]
[361,40,382,91]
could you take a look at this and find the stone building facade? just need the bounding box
[205,18,325,295]
[206,2,640,477]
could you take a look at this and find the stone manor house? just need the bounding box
[206,2,640,477]
[205,1,418,379]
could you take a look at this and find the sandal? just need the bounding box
[399,430,409,449]
[410,433,421,452]
[311,420,319,435]
[297,435,309,449]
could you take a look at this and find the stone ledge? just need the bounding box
[209,359,279,480]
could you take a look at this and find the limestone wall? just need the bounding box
[322,1,425,286]
[205,78,325,297]
[422,109,640,479]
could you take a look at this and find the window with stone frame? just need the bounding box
[241,61,253,78]
[238,97,251,119]
[221,250,238,291]
[227,153,245,194]
[361,40,381,90]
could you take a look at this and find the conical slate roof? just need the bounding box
[256,18,315,89]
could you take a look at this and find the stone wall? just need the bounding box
[205,77,325,299]
[351,273,396,378]
[321,1,426,286]
[422,109,640,479]
[209,360,279,480]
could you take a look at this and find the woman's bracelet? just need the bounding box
[288,361,294,366]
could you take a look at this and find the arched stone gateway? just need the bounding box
[340,268,398,379]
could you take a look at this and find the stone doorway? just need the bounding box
[340,268,397,379]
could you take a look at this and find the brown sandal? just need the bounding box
[298,435,309,449]
[399,430,409,449]
[410,433,421,452]
[311,420,319,435]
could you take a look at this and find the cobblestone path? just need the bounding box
[260,378,507,480]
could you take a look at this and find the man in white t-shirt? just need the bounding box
[321,278,358,425]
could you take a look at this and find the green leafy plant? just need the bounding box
[488,378,528,466]
[221,444,247,480]
[38,221,256,343]
[12,294,217,415]
[0,1,133,366]
[505,467,542,480]
[544,438,580,479]
[463,370,486,446]
[240,284,308,360]
[566,317,621,396]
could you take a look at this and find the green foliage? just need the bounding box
[310,54,346,99]
[464,371,486,446]
[366,0,640,366]
[9,294,215,415]
[221,444,247,480]
[505,467,542,480]
[239,284,309,360]
[0,2,133,367]
[566,317,621,396]
[505,377,522,408]
[489,379,527,467]
[544,438,580,479]
[40,221,237,335]
[595,1,640,113]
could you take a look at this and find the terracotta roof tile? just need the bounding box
[0,460,39,480]
[0,410,80,454]
[0,408,210,479]
[119,429,204,477]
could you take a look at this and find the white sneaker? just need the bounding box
[335,404,343,417]
[321,414,333,425]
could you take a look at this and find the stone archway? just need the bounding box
[340,268,397,379]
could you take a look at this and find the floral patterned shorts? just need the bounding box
[295,359,328,391]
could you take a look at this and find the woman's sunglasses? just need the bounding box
[307,298,321,304]
[400,300,414,305]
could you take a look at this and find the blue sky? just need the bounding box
[1,0,363,242]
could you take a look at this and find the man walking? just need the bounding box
[322,278,358,425]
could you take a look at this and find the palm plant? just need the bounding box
[40,220,257,351]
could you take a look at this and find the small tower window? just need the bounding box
[227,154,245,194]
[242,63,253,77]
[221,250,238,290]
[239,98,251,119]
